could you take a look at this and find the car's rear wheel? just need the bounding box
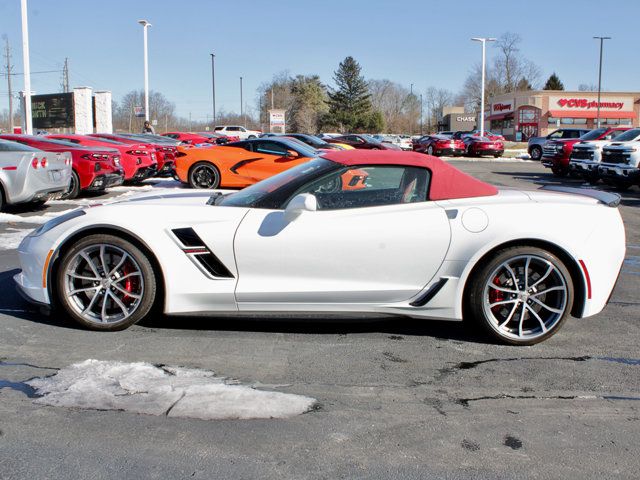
[551,165,568,177]
[60,170,80,200]
[56,234,157,331]
[189,162,220,189]
[466,246,573,345]
[530,146,542,160]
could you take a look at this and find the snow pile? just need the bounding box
[0,228,31,250]
[27,359,317,420]
[0,210,70,225]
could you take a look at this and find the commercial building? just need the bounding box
[438,106,476,133]
[485,90,640,141]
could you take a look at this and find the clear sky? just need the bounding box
[0,0,636,121]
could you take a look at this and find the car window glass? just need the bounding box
[0,140,39,151]
[548,131,562,139]
[254,141,289,156]
[290,166,430,210]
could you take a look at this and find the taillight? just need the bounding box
[126,150,148,155]
[113,156,120,166]
[151,153,157,160]
[31,158,39,169]
[40,158,48,168]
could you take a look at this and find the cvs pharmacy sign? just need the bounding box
[556,98,624,110]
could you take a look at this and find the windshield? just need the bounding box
[580,128,607,141]
[0,139,39,152]
[292,134,327,148]
[361,134,382,144]
[610,128,640,142]
[218,158,336,208]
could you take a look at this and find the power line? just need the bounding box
[0,69,62,77]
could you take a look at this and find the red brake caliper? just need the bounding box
[121,263,134,303]
[489,275,504,308]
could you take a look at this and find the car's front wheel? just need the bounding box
[466,246,574,345]
[530,146,542,160]
[189,162,221,189]
[56,234,157,331]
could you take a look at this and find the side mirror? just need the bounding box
[284,193,317,222]
[286,150,299,158]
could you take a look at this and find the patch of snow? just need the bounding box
[0,210,71,225]
[0,229,31,250]
[27,359,317,420]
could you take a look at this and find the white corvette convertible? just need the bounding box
[15,150,625,345]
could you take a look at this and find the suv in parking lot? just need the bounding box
[598,127,640,190]
[528,128,589,160]
[568,128,630,182]
[214,125,261,140]
[542,128,625,176]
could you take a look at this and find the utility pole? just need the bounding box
[61,57,69,92]
[240,76,244,127]
[210,53,216,126]
[3,37,14,131]
[593,36,611,129]
[20,0,33,134]
[420,93,423,135]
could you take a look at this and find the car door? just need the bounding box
[233,140,306,182]
[233,164,451,307]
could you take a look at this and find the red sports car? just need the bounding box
[90,134,176,177]
[412,135,465,156]
[462,136,504,158]
[48,134,157,183]
[0,134,124,199]
[325,134,401,150]
[198,132,239,143]
[162,132,214,145]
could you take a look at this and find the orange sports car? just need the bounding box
[175,137,319,189]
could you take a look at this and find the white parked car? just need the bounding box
[397,135,414,151]
[213,125,261,140]
[568,128,632,183]
[15,151,625,345]
[598,127,640,190]
[0,139,72,211]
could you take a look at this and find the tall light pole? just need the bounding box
[593,36,611,129]
[472,37,496,138]
[240,76,244,127]
[138,20,152,123]
[20,0,32,134]
[210,53,216,127]
[420,93,423,135]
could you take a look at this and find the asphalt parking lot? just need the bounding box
[0,160,638,480]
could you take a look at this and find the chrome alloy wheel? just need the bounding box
[482,255,568,341]
[63,244,144,325]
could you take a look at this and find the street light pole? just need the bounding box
[593,36,611,129]
[472,37,496,138]
[138,20,152,123]
[420,93,423,135]
[210,53,216,127]
[240,76,244,127]
[20,0,32,134]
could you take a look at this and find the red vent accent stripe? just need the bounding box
[183,247,208,254]
[579,259,592,300]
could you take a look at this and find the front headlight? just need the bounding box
[29,209,86,238]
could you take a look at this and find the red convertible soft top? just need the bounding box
[321,150,498,200]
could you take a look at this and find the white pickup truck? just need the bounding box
[213,125,261,140]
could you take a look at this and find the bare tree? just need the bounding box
[424,87,454,132]
[578,83,598,92]
[368,79,420,133]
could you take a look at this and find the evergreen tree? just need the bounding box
[326,56,375,132]
[543,73,564,90]
[516,77,533,91]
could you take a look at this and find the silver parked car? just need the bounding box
[0,139,72,211]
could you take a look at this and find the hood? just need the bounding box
[111,189,235,207]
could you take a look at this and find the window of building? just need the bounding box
[560,118,587,125]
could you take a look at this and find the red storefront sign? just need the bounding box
[493,103,512,112]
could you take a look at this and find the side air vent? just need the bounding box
[171,228,234,278]
[194,253,234,278]
[172,227,203,247]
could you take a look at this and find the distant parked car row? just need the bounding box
[0,132,183,210]
[412,134,504,157]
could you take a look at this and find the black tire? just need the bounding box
[494,154,502,158]
[55,234,157,331]
[612,181,631,192]
[0,184,5,212]
[465,246,574,346]
[530,146,542,160]
[188,162,221,189]
[551,165,568,177]
[60,170,80,200]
